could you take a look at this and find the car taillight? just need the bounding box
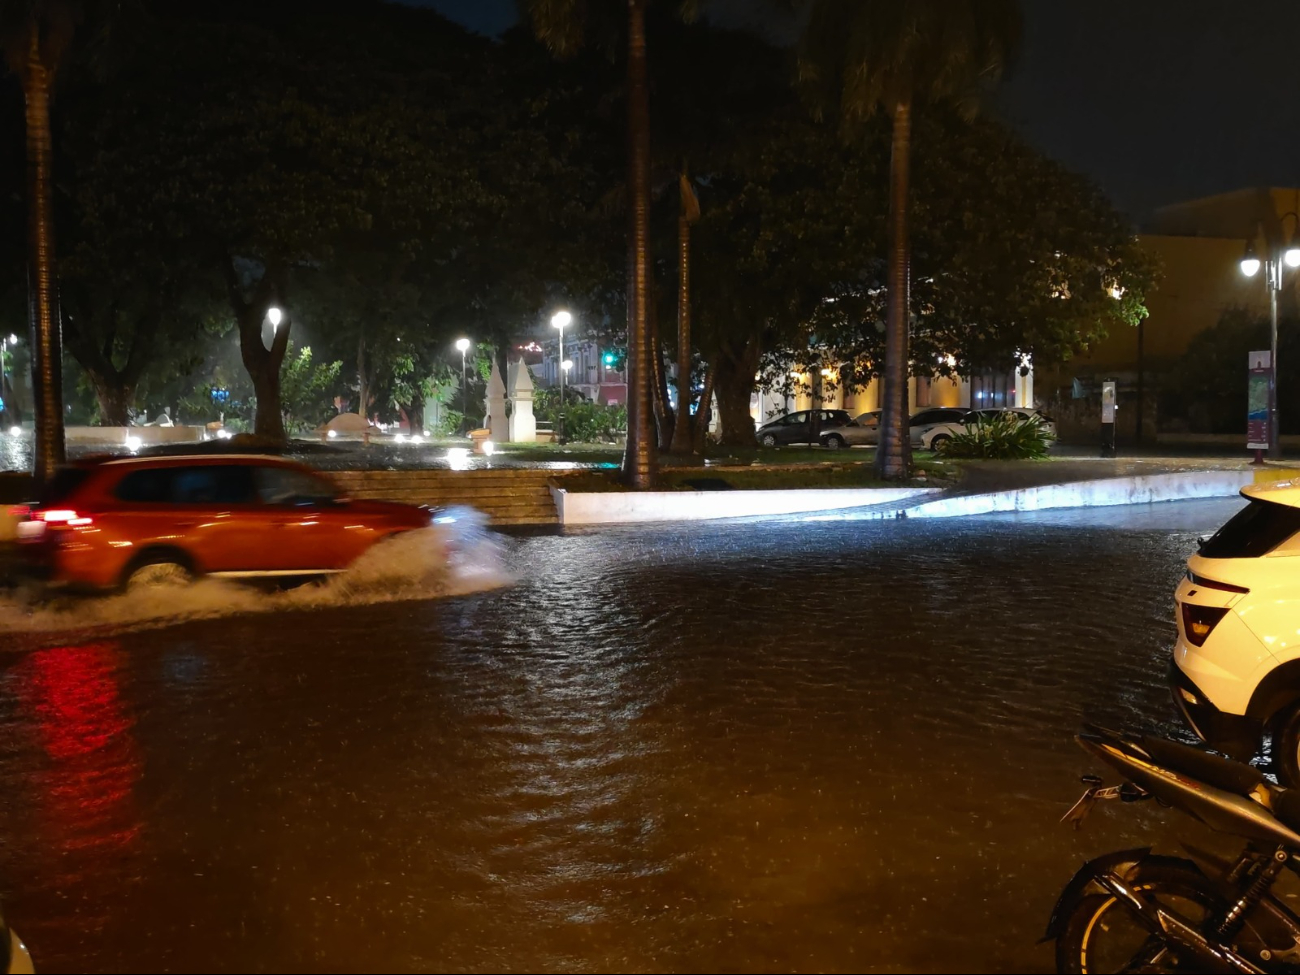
[1181,602,1229,647]
[38,509,93,526]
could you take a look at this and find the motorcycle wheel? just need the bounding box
[1055,858,1224,974]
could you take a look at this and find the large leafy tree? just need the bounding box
[94,1,492,441]
[799,0,1022,480]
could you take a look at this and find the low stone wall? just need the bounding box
[551,486,938,526]
[63,425,206,445]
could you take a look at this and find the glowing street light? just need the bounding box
[455,338,471,436]
[1241,241,1261,278]
[552,312,573,444]
[267,306,283,328]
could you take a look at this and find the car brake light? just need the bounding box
[1186,570,1249,594]
[38,509,93,527]
[1181,602,1229,647]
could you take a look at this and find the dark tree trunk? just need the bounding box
[875,98,913,481]
[621,0,657,487]
[692,361,717,455]
[357,332,368,422]
[63,296,159,429]
[248,353,285,440]
[649,292,674,451]
[670,169,698,456]
[712,338,760,447]
[406,395,425,437]
[227,261,290,441]
[91,378,134,427]
[23,32,64,482]
[0,374,21,425]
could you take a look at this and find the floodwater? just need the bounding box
[0,498,1260,973]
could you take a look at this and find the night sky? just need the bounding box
[416,0,1300,222]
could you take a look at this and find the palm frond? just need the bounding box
[799,0,1022,124]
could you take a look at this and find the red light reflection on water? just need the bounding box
[16,642,143,857]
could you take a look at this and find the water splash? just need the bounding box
[0,511,511,644]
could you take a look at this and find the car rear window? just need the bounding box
[1199,498,1300,559]
[41,467,93,504]
[114,465,257,505]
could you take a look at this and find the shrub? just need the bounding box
[534,388,627,442]
[939,414,1051,460]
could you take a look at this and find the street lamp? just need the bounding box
[455,337,471,436]
[267,306,282,328]
[1240,218,1300,459]
[552,311,572,444]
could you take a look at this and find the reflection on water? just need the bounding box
[0,499,1253,973]
[1,643,141,948]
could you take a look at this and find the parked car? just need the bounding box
[907,407,972,450]
[756,409,854,447]
[967,407,1058,440]
[13,455,437,591]
[819,411,879,449]
[1168,479,1300,784]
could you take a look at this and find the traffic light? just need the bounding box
[602,348,626,370]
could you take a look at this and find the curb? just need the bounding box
[893,470,1256,520]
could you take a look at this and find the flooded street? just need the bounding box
[0,499,1251,973]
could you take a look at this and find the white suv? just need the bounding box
[1170,479,1300,783]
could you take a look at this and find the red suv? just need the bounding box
[15,455,434,590]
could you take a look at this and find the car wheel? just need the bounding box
[1272,705,1300,786]
[822,434,846,450]
[124,555,192,591]
[759,433,778,448]
[929,434,951,451]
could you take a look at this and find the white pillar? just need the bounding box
[487,359,508,442]
[507,358,536,442]
[1015,357,1034,408]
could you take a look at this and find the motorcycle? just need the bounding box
[1047,725,1300,973]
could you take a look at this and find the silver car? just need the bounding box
[819,410,880,449]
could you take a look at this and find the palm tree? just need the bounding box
[0,0,90,482]
[526,0,695,489]
[799,0,1021,480]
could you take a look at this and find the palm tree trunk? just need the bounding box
[621,0,657,488]
[24,32,65,483]
[669,182,694,455]
[875,98,912,481]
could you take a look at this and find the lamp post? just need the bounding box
[552,311,572,444]
[1240,218,1300,460]
[455,337,471,436]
